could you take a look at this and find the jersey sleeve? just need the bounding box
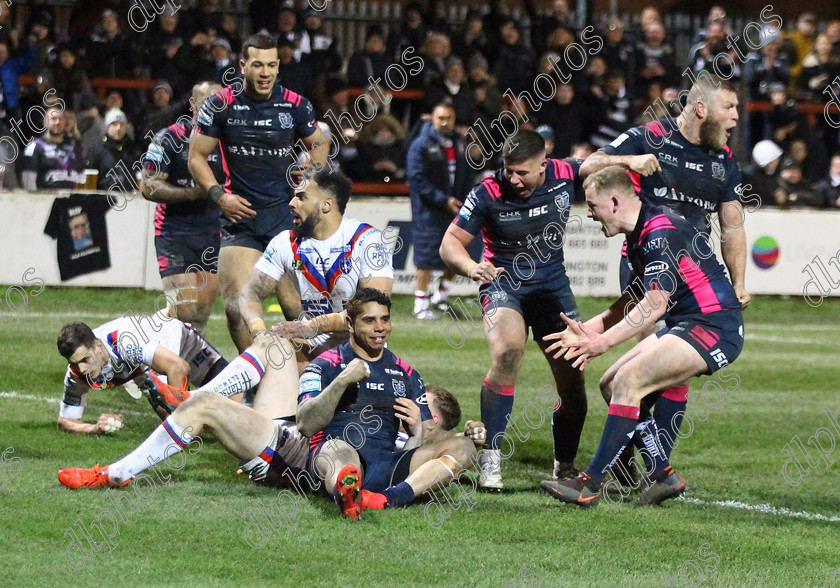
[195,90,227,139]
[356,228,394,280]
[253,232,293,281]
[599,125,647,156]
[639,225,694,292]
[298,357,339,403]
[452,184,490,237]
[409,370,432,421]
[720,151,743,204]
[295,98,318,139]
[59,368,89,420]
[143,129,174,175]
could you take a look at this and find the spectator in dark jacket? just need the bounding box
[52,44,91,112]
[210,38,237,86]
[347,26,390,87]
[84,9,137,78]
[386,2,426,63]
[299,8,342,74]
[493,20,532,94]
[423,57,473,125]
[138,81,188,149]
[454,10,489,63]
[813,153,840,208]
[774,158,823,208]
[277,37,312,97]
[354,113,406,182]
[87,108,139,191]
[406,104,473,318]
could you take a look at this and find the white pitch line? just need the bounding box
[745,334,822,345]
[0,391,148,417]
[678,497,840,522]
[749,323,839,332]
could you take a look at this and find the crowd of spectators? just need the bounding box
[2,1,840,208]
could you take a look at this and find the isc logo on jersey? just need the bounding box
[529,205,549,217]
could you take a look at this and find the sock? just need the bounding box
[631,394,658,472]
[552,404,584,464]
[199,351,265,397]
[480,378,515,449]
[382,481,415,507]
[652,385,688,469]
[413,290,429,314]
[585,404,640,483]
[108,417,188,483]
[634,417,670,474]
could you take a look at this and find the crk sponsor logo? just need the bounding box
[685,161,704,172]
[392,380,407,397]
[659,152,679,166]
[498,211,521,222]
[644,261,669,275]
[227,119,247,125]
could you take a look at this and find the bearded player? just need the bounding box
[579,73,753,483]
[540,167,744,507]
[440,129,586,490]
[188,33,328,352]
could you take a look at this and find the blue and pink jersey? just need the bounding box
[298,342,431,454]
[626,204,741,322]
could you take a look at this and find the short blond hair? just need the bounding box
[582,165,635,197]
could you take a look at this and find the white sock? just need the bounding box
[413,290,429,314]
[108,417,188,483]
[199,351,265,397]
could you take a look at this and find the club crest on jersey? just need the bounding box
[711,162,725,180]
[554,192,570,211]
[338,257,353,273]
[293,258,306,273]
[278,113,294,128]
[392,379,406,397]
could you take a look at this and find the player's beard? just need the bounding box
[699,116,726,150]
[295,210,321,239]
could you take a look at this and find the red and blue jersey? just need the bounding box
[195,83,318,210]
[298,342,431,454]
[626,204,741,322]
[452,158,582,288]
[143,119,225,236]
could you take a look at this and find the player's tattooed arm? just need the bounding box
[141,171,205,203]
[580,151,660,177]
[239,269,279,335]
[298,358,370,437]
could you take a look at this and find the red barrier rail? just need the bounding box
[352,181,409,195]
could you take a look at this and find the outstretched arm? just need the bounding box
[239,268,280,337]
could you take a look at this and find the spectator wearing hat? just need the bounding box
[536,124,556,157]
[76,92,105,153]
[143,8,187,83]
[492,20,533,94]
[814,153,840,209]
[52,43,91,111]
[210,37,237,85]
[299,8,342,74]
[454,10,490,63]
[277,38,312,97]
[347,26,390,87]
[139,80,189,148]
[743,139,783,205]
[354,113,407,182]
[84,9,137,79]
[387,2,426,64]
[86,108,140,191]
[423,56,473,125]
[775,157,822,208]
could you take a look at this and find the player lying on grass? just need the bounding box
[55,316,228,435]
[540,166,744,507]
[238,166,394,371]
[297,288,479,519]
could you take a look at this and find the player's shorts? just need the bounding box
[220,204,292,251]
[173,321,227,386]
[656,309,744,375]
[155,232,220,278]
[241,420,313,488]
[413,226,448,270]
[479,278,579,341]
[307,443,418,493]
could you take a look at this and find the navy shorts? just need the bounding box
[657,309,744,375]
[413,226,448,270]
[156,233,220,278]
[479,278,579,341]
[221,204,292,251]
[307,444,417,493]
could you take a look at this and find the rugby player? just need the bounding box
[439,129,586,490]
[188,33,328,352]
[239,167,393,367]
[298,289,477,519]
[55,316,227,435]
[540,166,744,507]
[141,81,225,335]
[579,73,751,480]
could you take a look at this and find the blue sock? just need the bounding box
[653,395,687,469]
[480,379,514,450]
[585,404,640,483]
[382,481,415,507]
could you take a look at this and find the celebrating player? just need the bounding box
[579,73,750,481]
[439,129,586,490]
[298,289,477,519]
[141,81,225,335]
[239,167,393,366]
[540,166,744,507]
[188,33,328,352]
[55,315,228,435]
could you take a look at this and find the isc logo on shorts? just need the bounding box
[710,348,729,368]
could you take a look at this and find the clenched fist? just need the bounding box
[339,358,370,385]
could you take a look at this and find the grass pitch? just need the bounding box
[1,288,839,587]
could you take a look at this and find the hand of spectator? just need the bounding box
[191,32,210,47]
[373,160,398,173]
[446,197,463,216]
[166,44,181,59]
[629,154,661,176]
[217,192,256,223]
